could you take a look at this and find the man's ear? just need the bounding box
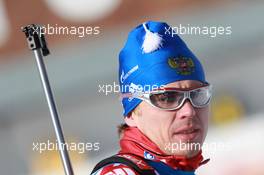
[124,106,141,127]
[124,112,137,127]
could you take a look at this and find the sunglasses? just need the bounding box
[122,84,212,110]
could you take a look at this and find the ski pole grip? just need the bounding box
[22,24,50,56]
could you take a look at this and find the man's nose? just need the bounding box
[177,99,196,119]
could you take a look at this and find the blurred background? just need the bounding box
[0,0,263,174]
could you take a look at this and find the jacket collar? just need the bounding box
[119,127,209,171]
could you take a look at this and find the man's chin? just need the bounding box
[168,148,201,158]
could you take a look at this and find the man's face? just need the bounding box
[125,80,210,158]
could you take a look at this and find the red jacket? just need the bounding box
[91,127,208,175]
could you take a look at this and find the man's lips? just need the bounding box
[173,126,201,141]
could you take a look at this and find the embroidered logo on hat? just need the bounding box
[168,56,195,75]
[120,65,139,83]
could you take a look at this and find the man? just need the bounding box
[91,21,212,175]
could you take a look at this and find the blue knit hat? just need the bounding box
[119,21,207,116]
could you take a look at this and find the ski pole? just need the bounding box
[22,24,74,175]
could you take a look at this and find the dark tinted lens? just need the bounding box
[149,91,184,109]
[190,88,211,106]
